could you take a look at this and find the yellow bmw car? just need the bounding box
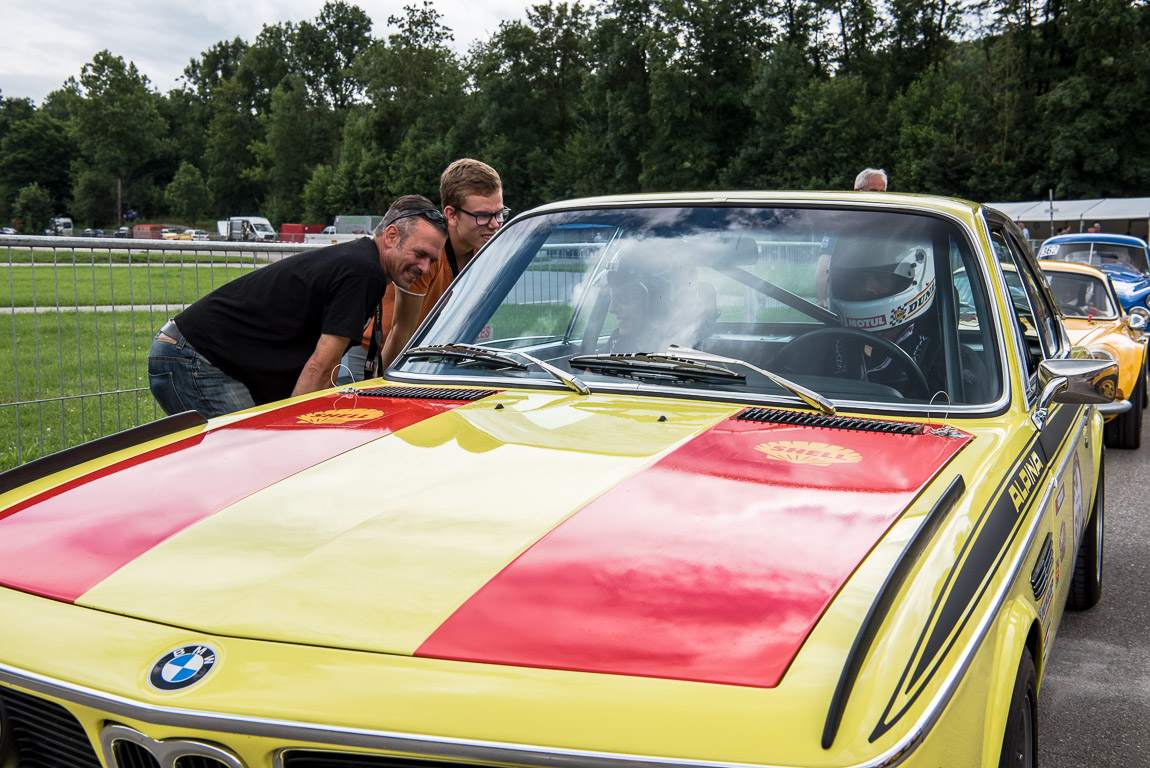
[1040,259,1149,449]
[0,194,1119,768]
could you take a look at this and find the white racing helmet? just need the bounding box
[829,239,936,332]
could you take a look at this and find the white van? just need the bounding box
[217,216,277,242]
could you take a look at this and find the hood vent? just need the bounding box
[736,407,923,435]
[354,386,496,402]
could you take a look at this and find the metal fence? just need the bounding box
[1,235,313,471]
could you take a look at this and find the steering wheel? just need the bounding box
[771,327,931,400]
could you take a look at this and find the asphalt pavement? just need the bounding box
[1039,416,1150,767]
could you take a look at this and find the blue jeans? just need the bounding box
[148,333,256,419]
[337,344,369,385]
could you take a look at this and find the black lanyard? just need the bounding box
[364,299,384,380]
[444,239,460,278]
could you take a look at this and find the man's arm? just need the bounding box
[292,333,352,397]
[379,287,425,370]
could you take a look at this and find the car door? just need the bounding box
[989,220,1097,650]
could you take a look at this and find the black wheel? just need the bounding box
[998,648,1038,768]
[770,327,931,399]
[1104,369,1143,449]
[1068,460,1105,610]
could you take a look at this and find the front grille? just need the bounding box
[735,407,924,434]
[283,752,488,768]
[175,756,235,768]
[0,686,102,767]
[114,740,161,768]
[353,386,496,402]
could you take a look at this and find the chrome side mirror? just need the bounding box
[1034,358,1119,430]
[1126,306,1149,332]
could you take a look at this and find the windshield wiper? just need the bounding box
[568,352,747,385]
[402,343,590,396]
[664,344,836,415]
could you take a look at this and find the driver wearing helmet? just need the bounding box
[827,238,942,393]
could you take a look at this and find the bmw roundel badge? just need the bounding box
[149,645,218,691]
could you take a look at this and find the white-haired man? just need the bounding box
[854,168,888,192]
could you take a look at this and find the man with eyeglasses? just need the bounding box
[148,195,447,418]
[375,159,506,370]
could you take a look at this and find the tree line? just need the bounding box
[1,0,1147,235]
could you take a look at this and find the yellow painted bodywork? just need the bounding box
[0,400,1100,768]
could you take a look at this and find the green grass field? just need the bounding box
[0,256,265,471]
[3,263,256,308]
[1,310,164,471]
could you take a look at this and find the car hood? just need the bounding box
[1063,318,1122,347]
[1100,264,1150,295]
[0,387,968,688]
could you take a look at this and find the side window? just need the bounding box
[1006,233,1063,359]
[991,229,1063,387]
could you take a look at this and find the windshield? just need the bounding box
[1044,271,1119,319]
[394,205,1002,407]
[1038,240,1150,274]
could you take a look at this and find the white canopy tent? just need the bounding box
[984,197,1150,241]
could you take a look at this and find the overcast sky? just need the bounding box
[1,0,533,105]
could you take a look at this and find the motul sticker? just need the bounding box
[845,315,886,329]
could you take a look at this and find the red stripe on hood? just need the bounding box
[0,394,474,603]
[417,418,969,687]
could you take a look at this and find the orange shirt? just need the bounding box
[359,243,475,348]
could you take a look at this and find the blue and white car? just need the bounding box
[1038,233,1150,313]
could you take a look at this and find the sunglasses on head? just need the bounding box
[389,209,448,226]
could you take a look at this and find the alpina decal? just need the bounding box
[754,440,862,466]
[148,645,217,691]
[297,408,385,425]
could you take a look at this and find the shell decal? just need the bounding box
[296,408,385,425]
[754,440,863,466]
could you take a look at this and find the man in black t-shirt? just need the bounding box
[148,195,447,418]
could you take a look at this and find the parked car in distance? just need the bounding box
[1038,233,1150,313]
[80,228,104,237]
[114,226,132,238]
[0,227,15,235]
[1041,259,1149,448]
[160,228,181,240]
[0,192,1120,768]
[180,229,210,241]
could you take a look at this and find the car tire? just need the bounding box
[1104,369,1143,449]
[998,648,1037,768]
[1068,461,1105,611]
